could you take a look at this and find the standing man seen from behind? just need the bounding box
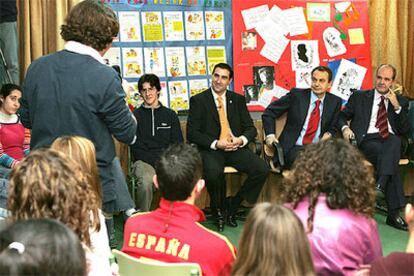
[122,143,236,276]
[130,73,183,212]
[338,64,410,231]
[19,0,137,245]
[187,63,269,232]
[262,66,342,169]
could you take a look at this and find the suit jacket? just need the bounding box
[338,89,410,145]
[20,50,137,205]
[187,88,256,150]
[262,88,342,153]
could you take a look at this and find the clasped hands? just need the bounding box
[217,135,243,151]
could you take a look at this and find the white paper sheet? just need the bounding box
[241,4,269,30]
[323,27,347,57]
[331,59,367,101]
[295,69,312,88]
[283,7,309,36]
[260,34,290,64]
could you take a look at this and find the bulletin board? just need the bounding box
[232,0,372,111]
[106,0,232,115]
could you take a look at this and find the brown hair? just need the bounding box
[60,0,119,51]
[51,136,102,232]
[232,203,315,276]
[283,139,376,232]
[8,149,95,247]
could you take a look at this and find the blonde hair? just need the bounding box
[8,149,95,247]
[51,136,102,232]
[232,203,314,276]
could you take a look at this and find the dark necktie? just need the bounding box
[303,99,321,145]
[375,96,389,139]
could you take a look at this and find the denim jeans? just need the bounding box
[0,21,20,84]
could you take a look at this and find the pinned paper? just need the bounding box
[348,28,365,45]
[296,69,312,88]
[260,34,290,64]
[323,27,347,57]
[307,3,330,22]
[291,40,320,70]
[241,5,269,30]
[335,1,351,13]
[283,7,309,36]
[331,59,367,101]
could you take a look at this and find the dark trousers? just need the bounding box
[201,148,269,211]
[359,133,405,217]
[284,145,304,169]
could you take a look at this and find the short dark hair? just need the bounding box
[311,66,333,82]
[0,218,86,276]
[155,143,202,201]
[377,64,397,80]
[213,63,234,80]
[138,74,162,93]
[0,83,22,106]
[60,0,119,51]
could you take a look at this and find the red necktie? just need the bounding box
[303,100,321,145]
[375,96,389,139]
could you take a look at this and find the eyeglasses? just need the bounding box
[140,87,157,94]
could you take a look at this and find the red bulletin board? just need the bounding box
[232,0,372,111]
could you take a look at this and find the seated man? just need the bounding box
[187,63,269,232]
[122,144,236,276]
[262,66,342,168]
[338,64,410,231]
[130,74,183,211]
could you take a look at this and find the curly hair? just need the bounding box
[51,136,102,232]
[232,203,314,276]
[60,0,119,51]
[283,139,376,232]
[8,149,96,247]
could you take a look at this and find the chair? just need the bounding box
[112,249,202,276]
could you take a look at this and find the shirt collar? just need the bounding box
[64,41,105,64]
[211,87,227,100]
[374,89,389,100]
[310,91,325,105]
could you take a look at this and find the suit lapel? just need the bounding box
[226,91,234,123]
[364,90,375,132]
[206,89,220,124]
[320,93,330,133]
[298,90,311,127]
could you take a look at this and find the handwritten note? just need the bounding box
[260,34,290,64]
[283,7,309,36]
[241,4,269,30]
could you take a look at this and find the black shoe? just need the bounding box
[213,209,225,232]
[375,202,388,213]
[376,184,385,199]
[386,216,408,231]
[226,214,238,227]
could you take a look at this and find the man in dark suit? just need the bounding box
[187,63,269,232]
[339,64,410,231]
[262,66,342,168]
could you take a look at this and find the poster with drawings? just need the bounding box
[118,11,141,42]
[185,11,205,40]
[205,11,225,40]
[122,47,143,78]
[331,59,367,101]
[143,47,166,77]
[159,81,169,107]
[189,79,208,96]
[142,11,163,42]
[103,47,121,67]
[186,46,207,76]
[163,11,185,41]
[165,47,186,77]
[168,80,189,112]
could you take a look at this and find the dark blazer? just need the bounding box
[338,89,410,145]
[262,88,342,153]
[187,88,256,150]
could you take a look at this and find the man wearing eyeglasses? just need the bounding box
[130,74,183,212]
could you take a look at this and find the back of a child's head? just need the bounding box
[0,218,86,276]
[233,203,314,276]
